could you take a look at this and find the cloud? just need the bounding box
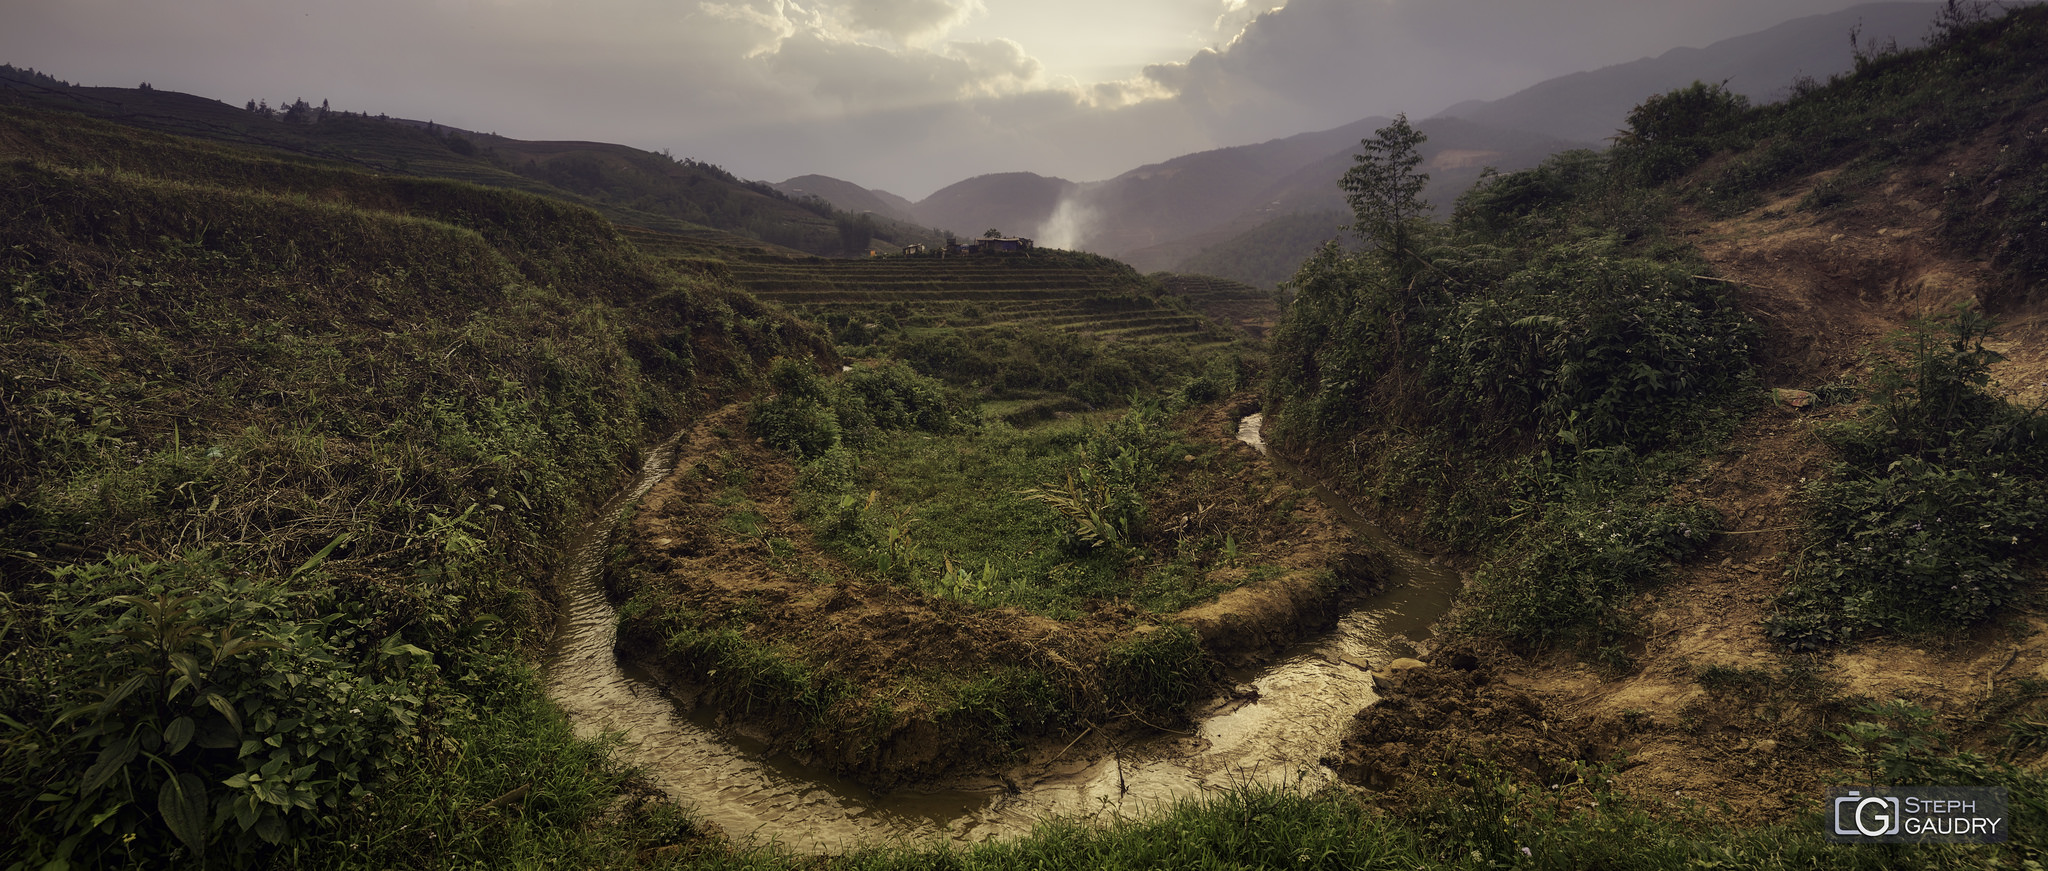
[0,0,1904,198]
[842,0,983,43]
[1142,0,1880,137]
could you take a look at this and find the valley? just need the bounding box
[3,5,2046,870]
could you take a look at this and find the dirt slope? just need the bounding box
[1338,138,2048,821]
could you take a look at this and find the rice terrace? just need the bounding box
[4,4,2048,869]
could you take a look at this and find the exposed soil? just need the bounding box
[1330,132,2048,822]
[605,397,1380,788]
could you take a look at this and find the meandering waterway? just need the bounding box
[544,414,1461,852]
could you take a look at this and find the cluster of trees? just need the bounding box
[241,97,331,123]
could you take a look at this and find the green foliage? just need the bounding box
[1342,115,1432,270]
[1429,247,1752,449]
[1768,310,2046,649]
[1018,447,1146,553]
[1831,699,2048,859]
[1611,81,1751,185]
[2,553,436,866]
[1175,211,1350,291]
[748,358,964,458]
[1101,624,1213,722]
[658,618,853,727]
[0,100,827,866]
[1267,94,1755,654]
[1469,494,1716,652]
[1018,404,1167,554]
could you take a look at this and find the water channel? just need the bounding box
[544,414,1463,852]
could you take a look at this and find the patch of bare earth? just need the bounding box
[605,399,1378,788]
[1338,140,2048,821]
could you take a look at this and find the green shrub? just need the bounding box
[1611,81,1751,184]
[2,552,438,866]
[1768,310,2047,649]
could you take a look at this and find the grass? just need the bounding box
[0,102,825,867]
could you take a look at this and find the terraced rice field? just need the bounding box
[624,228,1270,345]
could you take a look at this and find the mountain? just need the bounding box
[1434,2,1940,144]
[774,174,918,222]
[1057,115,1394,257]
[900,114,1574,271]
[912,172,1077,242]
[1108,116,1583,273]
[901,2,1946,279]
[0,67,940,257]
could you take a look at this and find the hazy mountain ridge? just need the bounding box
[773,173,918,223]
[1434,2,1939,143]
[0,67,938,257]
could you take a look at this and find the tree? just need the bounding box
[984,228,1003,239]
[1340,115,1430,272]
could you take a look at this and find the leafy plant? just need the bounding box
[1769,309,2047,649]
[3,552,436,866]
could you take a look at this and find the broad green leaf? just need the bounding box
[203,691,242,734]
[81,735,139,793]
[164,716,196,754]
[158,773,209,853]
[99,673,151,713]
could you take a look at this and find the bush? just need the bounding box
[1768,310,2047,649]
[1611,81,1751,184]
[2,553,438,866]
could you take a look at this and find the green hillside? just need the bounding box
[6,5,2048,868]
[0,67,941,257]
[0,100,827,867]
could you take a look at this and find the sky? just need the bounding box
[4,0,1921,199]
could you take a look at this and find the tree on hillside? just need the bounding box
[1340,115,1430,276]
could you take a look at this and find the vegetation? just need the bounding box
[1618,5,2048,294]
[1767,309,2047,649]
[0,69,946,258]
[1175,211,1351,291]
[1267,115,1754,656]
[0,103,819,866]
[6,5,2047,866]
[749,357,1293,619]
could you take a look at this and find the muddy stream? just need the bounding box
[545,414,1462,852]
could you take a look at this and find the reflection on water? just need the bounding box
[543,416,1462,852]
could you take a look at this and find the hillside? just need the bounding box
[1270,2,2048,837]
[8,5,2048,869]
[773,173,918,222]
[0,99,829,866]
[0,67,941,257]
[1436,2,1939,143]
[912,171,1078,241]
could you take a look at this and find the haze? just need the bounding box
[4,0,1926,197]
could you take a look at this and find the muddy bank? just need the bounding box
[604,398,1388,790]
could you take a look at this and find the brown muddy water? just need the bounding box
[545,415,1463,852]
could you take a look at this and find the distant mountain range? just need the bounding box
[781,2,1941,286]
[0,1,1941,279]
[0,67,946,258]
[1436,2,1937,144]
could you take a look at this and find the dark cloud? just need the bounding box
[1142,0,1900,140]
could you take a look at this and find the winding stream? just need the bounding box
[545,415,1462,852]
